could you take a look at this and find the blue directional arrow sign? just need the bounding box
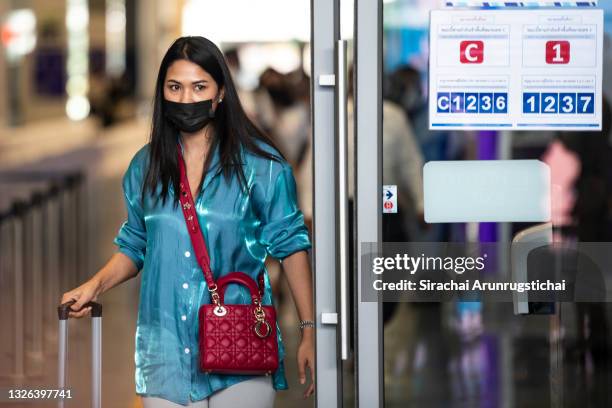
[382,185,397,214]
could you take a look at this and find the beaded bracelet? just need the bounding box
[299,320,315,330]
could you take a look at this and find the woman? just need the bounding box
[61,36,315,407]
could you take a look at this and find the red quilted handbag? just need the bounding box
[177,146,279,375]
[198,273,279,374]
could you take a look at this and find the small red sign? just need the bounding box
[546,41,570,64]
[384,201,394,210]
[460,41,484,64]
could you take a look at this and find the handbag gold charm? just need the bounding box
[253,301,271,338]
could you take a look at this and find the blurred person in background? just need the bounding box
[272,69,311,171]
[256,67,311,156]
[385,65,447,164]
[289,70,313,232]
[89,71,134,128]
[557,97,612,367]
[255,67,312,306]
[385,65,450,243]
[558,97,612,243]
[346,66,425,327]
[348,67,424,246]
[539,97,612,405]
[60,36,315,407]
[254,67,290,138]
[224,47,257,121]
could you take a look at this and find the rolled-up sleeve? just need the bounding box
[114,158,147,270]
[257,165,311,260]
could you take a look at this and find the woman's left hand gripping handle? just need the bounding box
[59,279,103,319]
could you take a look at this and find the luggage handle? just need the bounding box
[57,300,102,408]
[58,300,103,320]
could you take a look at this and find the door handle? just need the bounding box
[337,39,350,361]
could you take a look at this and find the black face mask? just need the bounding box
[163,99,215,133]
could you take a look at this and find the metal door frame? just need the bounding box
[311,0,342,407]
[312,0,383,406]
[354,0,383,406]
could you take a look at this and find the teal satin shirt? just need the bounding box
[113,140,311,406]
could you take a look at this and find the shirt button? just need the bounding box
[184,348,190,354]
[181,315,187,321]
[182,283,189,289]
[184,251,191,258]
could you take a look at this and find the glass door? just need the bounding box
[346,1,612,407]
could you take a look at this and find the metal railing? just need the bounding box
[0,170,87,380]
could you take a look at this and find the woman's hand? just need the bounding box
[297,328,315,398]
[280,251,315,397]
[60,278,102,318]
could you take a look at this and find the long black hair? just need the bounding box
[144,36,283,205]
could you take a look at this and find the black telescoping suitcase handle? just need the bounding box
[57,300,103,408]
[58,300,103,320]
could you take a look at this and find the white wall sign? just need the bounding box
[423,160,551,223]
[429,8,603,131]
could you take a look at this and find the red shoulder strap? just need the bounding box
[177,145,267,296]
[177,147,216,289]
